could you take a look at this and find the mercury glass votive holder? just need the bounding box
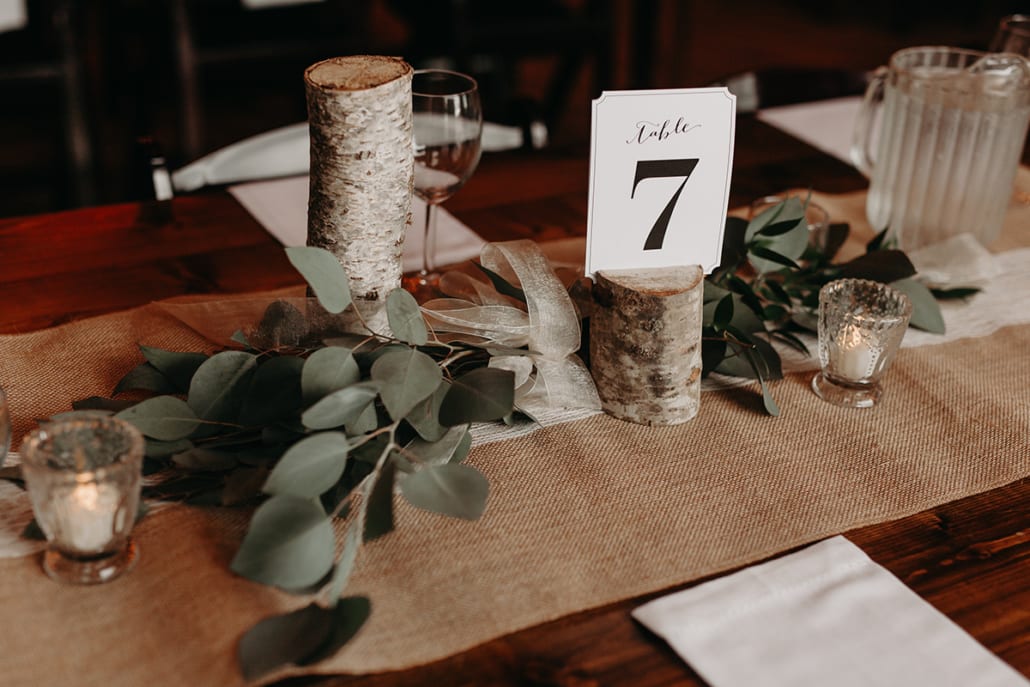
[20,416,143,584]
[812,279,912,408]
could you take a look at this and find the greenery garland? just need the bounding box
[4,197,974,679]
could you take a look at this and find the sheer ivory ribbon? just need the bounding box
[422,240,601,414]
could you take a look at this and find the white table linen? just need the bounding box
[633,536,1029,687]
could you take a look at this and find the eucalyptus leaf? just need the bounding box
[303,596,371,665]
[719,216,749,267]
[891,278,945,334]
[364,457,396,542]
[301,382,380,430]
[712,294,734,331]
[285,246,353,314]
[930,286,980,300]
[727,295,767,334]
[824,223,850,260]
[240,355,304,427]
[230,494,336,589]
[762,280,792,306]
[237,603,334,682]
[746,198,808,273]
[745,349,781,417]
[187,351,258,425]
[403,425,470,466]
[749,244,800,270]
[140,346,208,393]
[703,279,731,304]
[263,432,350,499]
[370,348,442,421]
[302,347,360,403]
[114,363,175,395]
[116,395,200,440]
[838,250,916,283]
[439,368,515,426]
[404,382,448,442]
[326,518,362,602]
[770,329,810,356]
[386,288,428,345]
[759,376,781,417]
[230,330,252,348]
[449,430,473,464]
[400,463,489,520]
[345,403,379,436]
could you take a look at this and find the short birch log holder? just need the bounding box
[305,55,414,333]
[590,265,704,426]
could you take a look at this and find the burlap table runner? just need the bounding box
[1,183,1028,686]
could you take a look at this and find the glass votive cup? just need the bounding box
[812,279,912,408]
[749,195,830,251]
[20,416,143,584]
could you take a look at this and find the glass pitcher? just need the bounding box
[851,46,1030,251]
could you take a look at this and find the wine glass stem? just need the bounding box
[422,202,438,276]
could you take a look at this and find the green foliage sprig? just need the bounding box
[74,247,518,681]
[701,195,974,415]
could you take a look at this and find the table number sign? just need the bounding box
[585,88,736,276]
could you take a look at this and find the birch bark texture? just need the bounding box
[305,55,414,333]
[590,266,704,426]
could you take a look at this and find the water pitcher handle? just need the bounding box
[850,66,887,177]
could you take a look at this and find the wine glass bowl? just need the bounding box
[404,69,483,296]
[990,15,1030,56]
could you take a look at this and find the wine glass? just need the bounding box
[403,69,483,296]
[990,15,1030,55]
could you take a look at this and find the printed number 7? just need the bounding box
[631,158,699,251]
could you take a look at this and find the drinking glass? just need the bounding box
[749,195,831,252]
[812,279,912,408]
[21,416,143,584]
[991,15,1030,56]
[403,69,483,295]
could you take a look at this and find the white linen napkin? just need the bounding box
[757,96,862,165]
[228,176,486,273]
[0,0,26,33]
[633,536,1029,687]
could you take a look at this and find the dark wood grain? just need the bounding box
[0,117,1026,685]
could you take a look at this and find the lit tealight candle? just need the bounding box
[63,476,119,554]
[833,323,876,382]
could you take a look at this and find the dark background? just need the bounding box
[0,0,1020,218]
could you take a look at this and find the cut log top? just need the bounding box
[594,265,703,298]
[305,55,412,91]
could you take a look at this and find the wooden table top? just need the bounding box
[0,117,1026,685]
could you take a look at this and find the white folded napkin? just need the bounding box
[0,0,26,33]
[633,536,1028,687]
[757,96,863,166]
[228,176,486,273]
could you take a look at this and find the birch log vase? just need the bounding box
[590,266,704,426]
[305,55,414,334]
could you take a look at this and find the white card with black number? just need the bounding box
[585,88,736,277]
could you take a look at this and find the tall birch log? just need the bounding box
[305,55,413,333]
[590,266,704,426]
